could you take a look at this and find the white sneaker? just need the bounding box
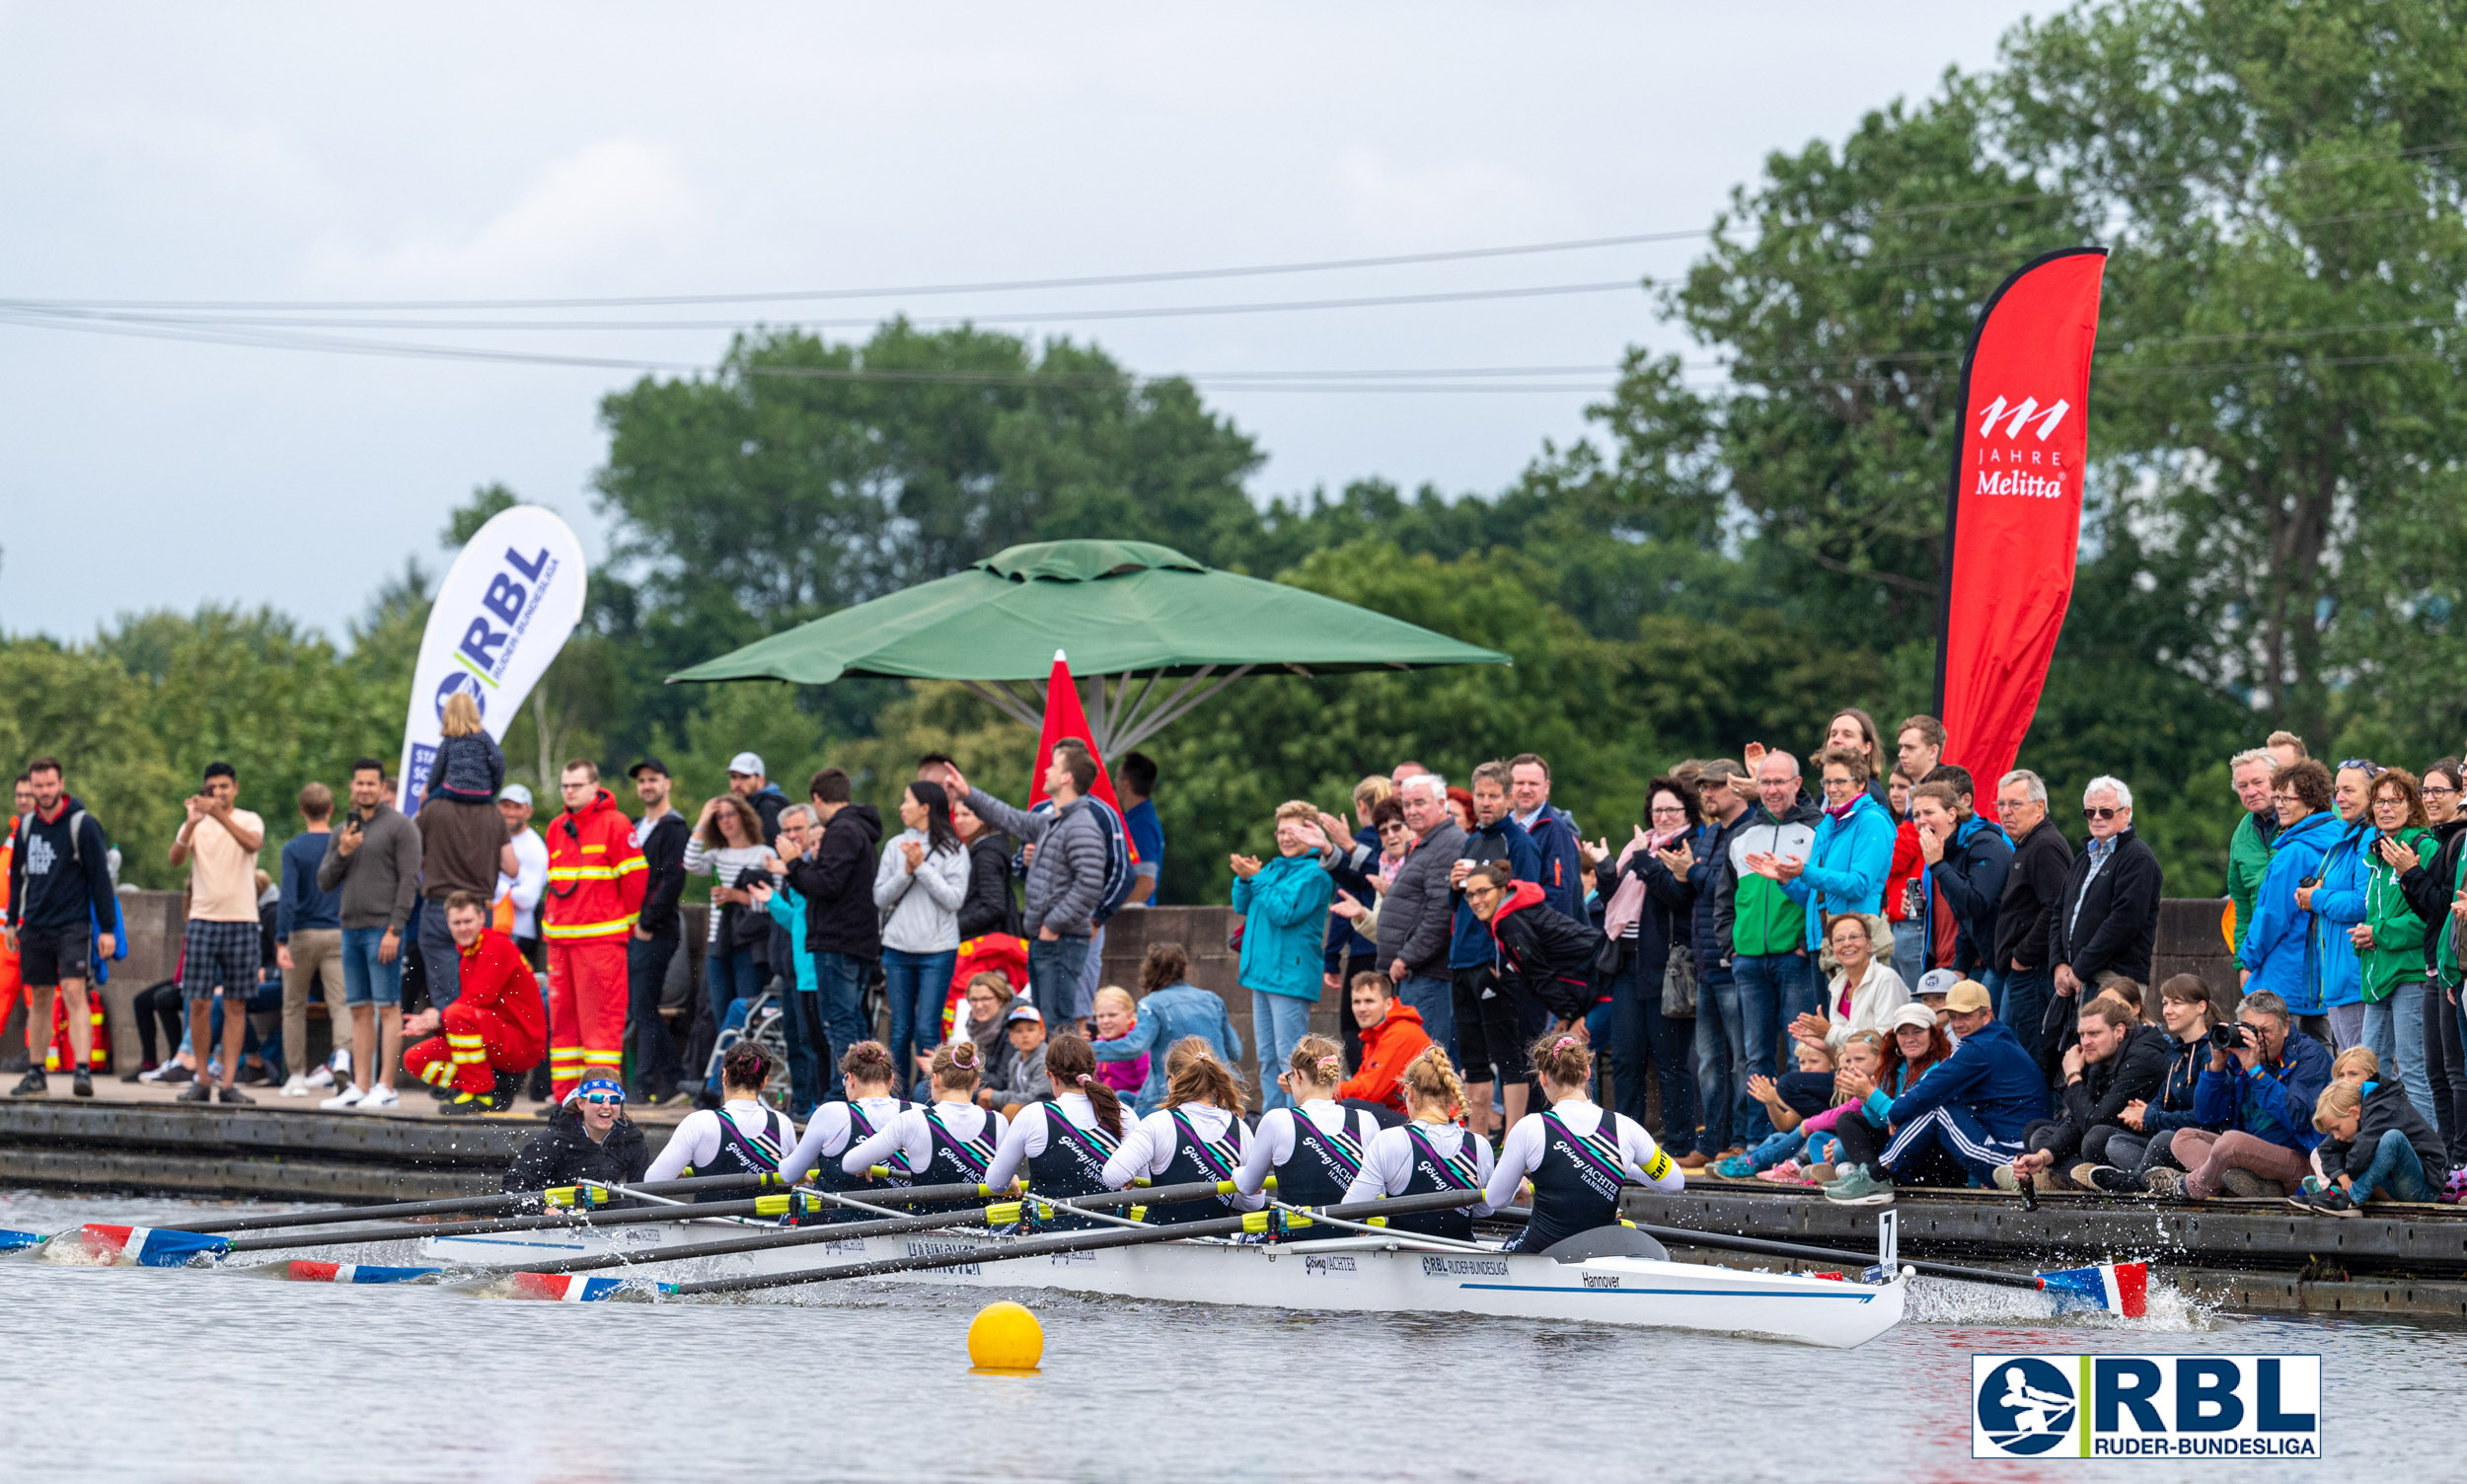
[140,1062,179,1082]
[358,1084,400,1111]
[279,1074,311,1098]
[332,1049,351,1076]
[320,1085,365,1110]
[305,1064,336,1089]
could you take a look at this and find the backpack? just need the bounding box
[1019,797,1139,928]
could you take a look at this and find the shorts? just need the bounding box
[1453,966,1533,1084]
[18,927,92,987]
[341,926,404,1006]
[182,918,262,1002]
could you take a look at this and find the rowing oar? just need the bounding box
[468,1180,1249,1299]
[35,1177,1000,1268]
[1627,1220,2148,1317]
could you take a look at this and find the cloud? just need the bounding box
[1332,145,1550,238]
[304,137,700,288]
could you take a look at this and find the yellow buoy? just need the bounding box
[967,1299,1044,1371]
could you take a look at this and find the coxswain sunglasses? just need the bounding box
[579,1091,625,1106]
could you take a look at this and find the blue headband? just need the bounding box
[575,1078,626,1103]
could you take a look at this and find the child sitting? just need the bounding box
[428,693,505,805]
[1089,985,1150,1100]
[1715,1041,1838,1178]
[2294,1076,2446,1215]
[2308,1047,2381,1184]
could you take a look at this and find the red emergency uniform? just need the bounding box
[0,829,21,1050]
[543,786,645,1100]
[405,928,548,1093]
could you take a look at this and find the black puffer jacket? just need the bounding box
[1486,880,1603,1021]
[501,1104,652,1192]
[2328,1078,2448,1189]
[2044,1021,2172,1142]
[955,830,1021,940]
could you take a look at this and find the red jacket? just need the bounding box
[544,788,646,942]
[1336,1002,1433,1113]
[1884,818,1923,924]
[457,928,547,1059]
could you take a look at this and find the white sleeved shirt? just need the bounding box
[643,1100,792,1184]
[1234,1099,1381,1195]
[1481,1097,1682,1213]
[1342,1119,1497,1216]
[494,828,549,938]
[781,1094,909,1185]
[842,1100,1008,1180]
[1099,1104,1264,1211]
[984,1093,1115,1190]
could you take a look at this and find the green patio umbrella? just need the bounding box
[668,538,1509,754]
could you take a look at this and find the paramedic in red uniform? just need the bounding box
[543,761,645,1101]
[403,891,547,1114]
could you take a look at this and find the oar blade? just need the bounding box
[47,1224,230,1268]
[283,1260,442,1285]
[0,1229,49,1254]
[500,1271,668,1303]
[2037,1260,2148,1317]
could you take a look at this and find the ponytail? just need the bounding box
[1042,1033,1124,1138]
[1399,1045,1466,1124]
[1165,1046,1246,1120]
[931,1040,982,1094]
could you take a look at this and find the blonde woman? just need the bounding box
[1101,1039,1261,1225]
[1789,913,1908,1054]
[1342,1047,1495,1240]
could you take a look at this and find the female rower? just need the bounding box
[985,1033,1127,1225]
[1484,1032,1682,1252]
[1237,1034,1383,1208]
[1101,1037,1263,1225]
[780,1041,912,1191]
[642,1044,798,1199]
[843,1041,1009,1189]
[1342,1047,1495,1240]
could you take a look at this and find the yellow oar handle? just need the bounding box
[542,1186,613,1210]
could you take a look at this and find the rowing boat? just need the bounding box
[417,1219,1908,1349]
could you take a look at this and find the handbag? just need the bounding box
[1662,941,1698,1018]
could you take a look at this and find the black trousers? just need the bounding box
[2022,1116,2084,1164]
[626,934,684,1097]
[133,979,186,1065]
[2427,981,2467,1160]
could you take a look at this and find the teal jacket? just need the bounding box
[1782,792,1896,952]
[764,884,819,994]
[1232,852,1335,1002]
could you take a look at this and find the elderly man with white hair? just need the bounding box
[2224,747,2284,955]
[1377,771,1466,1059]
[1991,767,2074,1071]
[2048,776,2165,1009]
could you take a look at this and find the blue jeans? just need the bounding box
[1992,967,2053,1054]
[1399,973,1455,1064]
[707,947,761,1028]
[811,951,872,1106]
[339,927,404,1006]
[1732,951,1817,1141]
[1252,990,1314,1111]
[1609,960,1701,1154]
[1027,933,1091,1031]
[1694,975,1747,1151]
[2355,1126,2433,1203]
[2364,982,2433,1129]
[1890,919,1925,992]
[882,947,958,1085]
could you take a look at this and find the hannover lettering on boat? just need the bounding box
[1583,1272,1621,1289]
[1420,1255,1511,1278]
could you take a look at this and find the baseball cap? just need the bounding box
[1944,979,1993,1014]
[1006,1003,1044,1025]
[1913,968,1963,1000]
[627,757,670,779]
[727,752,766,778]
[1889,1002,1938,1032]
[498,783,533,807]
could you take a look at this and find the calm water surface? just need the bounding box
[0,1189,2453,1483]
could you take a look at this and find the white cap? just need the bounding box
[727,752,766,778]
[498,783,533,807]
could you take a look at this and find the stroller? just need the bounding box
[704,985,793,1111]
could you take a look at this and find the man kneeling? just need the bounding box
[1861,978,2049,1198]
[403,891,546,1115]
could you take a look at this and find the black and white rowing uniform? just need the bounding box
[1483,1096,1682,1253]
[986,1093,1123,1228]
[642,1099,799,1199]
[1341,1118,1497,1240]
[1234,1099,1382,1208]
[1101,1102,1264,1226]
[780,1094,912,1190]
[843,1100,1008,1189]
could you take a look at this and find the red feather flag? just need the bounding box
[1028,651,1136,865]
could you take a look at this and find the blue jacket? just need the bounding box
[274,832,342,940]
[764,883,819,994]
[2307,820,2371,1012]
[1451,813,1540,969]
[1925,815,2014,976]
[1232,852,1334,1002]
[1323,825,1381,971]
[1687,813,1748,981]
[1885,1016,2050,1143]
[2191,1032,2331,1153]
[1783,792,1896,952]
[1089,981,1244,1116]
[2238,810,2337,1014]
[1518,803,1587,922]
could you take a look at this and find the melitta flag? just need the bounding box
[399,506,588,814]
[1933,248,2109,789]
[1028,651,1141,922]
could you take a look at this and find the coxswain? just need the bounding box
[986,1033,1126,1226]
[643,1044,797,1200]
[843,1041,1008,1188]
[1236,1034,1382,1209]
[1101,1037,1263,1225]
[780,1040,912,1194]
[1484,1032,1682,1251]
[500,1078,648,1191]
[1342,1047,1495,1239]
[401,891,547,1115]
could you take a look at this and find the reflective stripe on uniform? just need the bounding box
[544,916,637,940]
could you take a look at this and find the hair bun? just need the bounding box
[1076,1073,1092,1086]
[952,1043,977,1069]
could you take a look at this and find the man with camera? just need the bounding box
[2147,988,2331,1199]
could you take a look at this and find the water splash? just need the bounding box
[1905,1272,2215,1331]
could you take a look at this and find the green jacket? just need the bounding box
[2226,810,2275,951]
[2361,826,2435,1003]
[1718,798,1821,959]
[2439,840,2467,988]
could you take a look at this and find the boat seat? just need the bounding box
[1541,1225,1670,1263]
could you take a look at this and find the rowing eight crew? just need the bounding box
[646,1029,1683,1252]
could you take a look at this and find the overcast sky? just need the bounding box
[0,3,2048,643]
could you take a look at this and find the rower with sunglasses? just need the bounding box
[500,1077,649,1191]
[2047,776,2163,1008]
